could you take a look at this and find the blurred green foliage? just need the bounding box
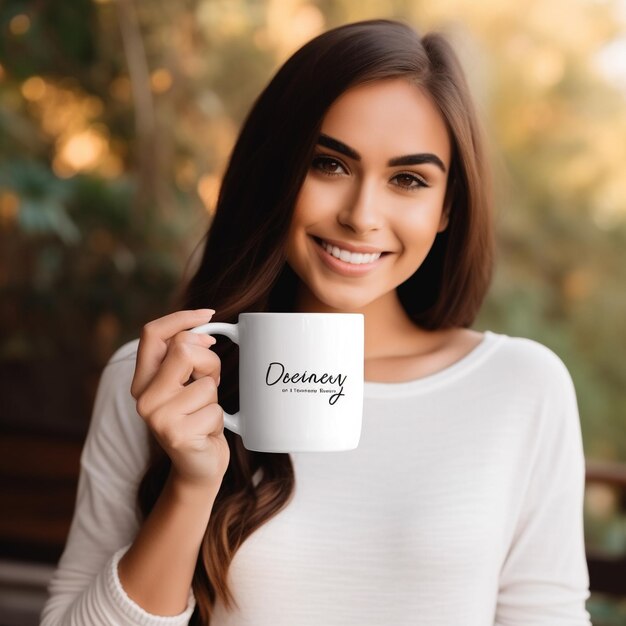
[1,0,625,446]
[3,0,624,452]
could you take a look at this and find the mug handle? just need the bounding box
[189,321,241,436]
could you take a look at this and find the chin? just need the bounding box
[309,285,378,313]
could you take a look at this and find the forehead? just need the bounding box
[319,78,451,165]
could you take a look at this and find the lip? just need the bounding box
[311,236,388,277]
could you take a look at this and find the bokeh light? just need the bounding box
[9,13,30,36]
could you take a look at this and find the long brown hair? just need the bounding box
[137,18,494,624]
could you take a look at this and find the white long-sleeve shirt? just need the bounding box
[40,329,592,625]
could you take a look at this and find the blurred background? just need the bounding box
[0,0,625,624]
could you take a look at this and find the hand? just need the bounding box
[131,309,230,490]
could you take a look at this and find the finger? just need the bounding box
[149,376,220,433]
[175,402,225,441]
[162,341,221,387]
[132,309,215,398]
[139,344,221,416]
[167,331,218,382]
[157,401,225,447]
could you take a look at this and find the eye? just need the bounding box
[311,155,348,177]
[392,172,429,191]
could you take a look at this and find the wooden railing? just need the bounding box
[585,460,626,596]
[0,434,82,563]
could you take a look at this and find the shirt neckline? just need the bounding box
[363,330,506,398]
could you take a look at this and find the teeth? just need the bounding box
[320,240,382,264]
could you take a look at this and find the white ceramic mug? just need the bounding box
[190,312,364,452]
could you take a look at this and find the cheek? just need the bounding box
[294,175,347,221]
[420,188,448,225]
[391,201,447,260]
[398,207,443,241]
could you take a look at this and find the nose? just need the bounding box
[336,178,383,234]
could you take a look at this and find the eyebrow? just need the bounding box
[316,133,447,173]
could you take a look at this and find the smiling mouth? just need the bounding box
[311,235,389,266]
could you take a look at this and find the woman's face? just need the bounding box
[285,77,452,312]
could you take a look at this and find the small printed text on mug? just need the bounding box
[265,362,346,405]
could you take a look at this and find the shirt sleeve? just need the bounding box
[39,341,196,626]
[494,349,592,625]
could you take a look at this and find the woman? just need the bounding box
[41,18,591,626]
